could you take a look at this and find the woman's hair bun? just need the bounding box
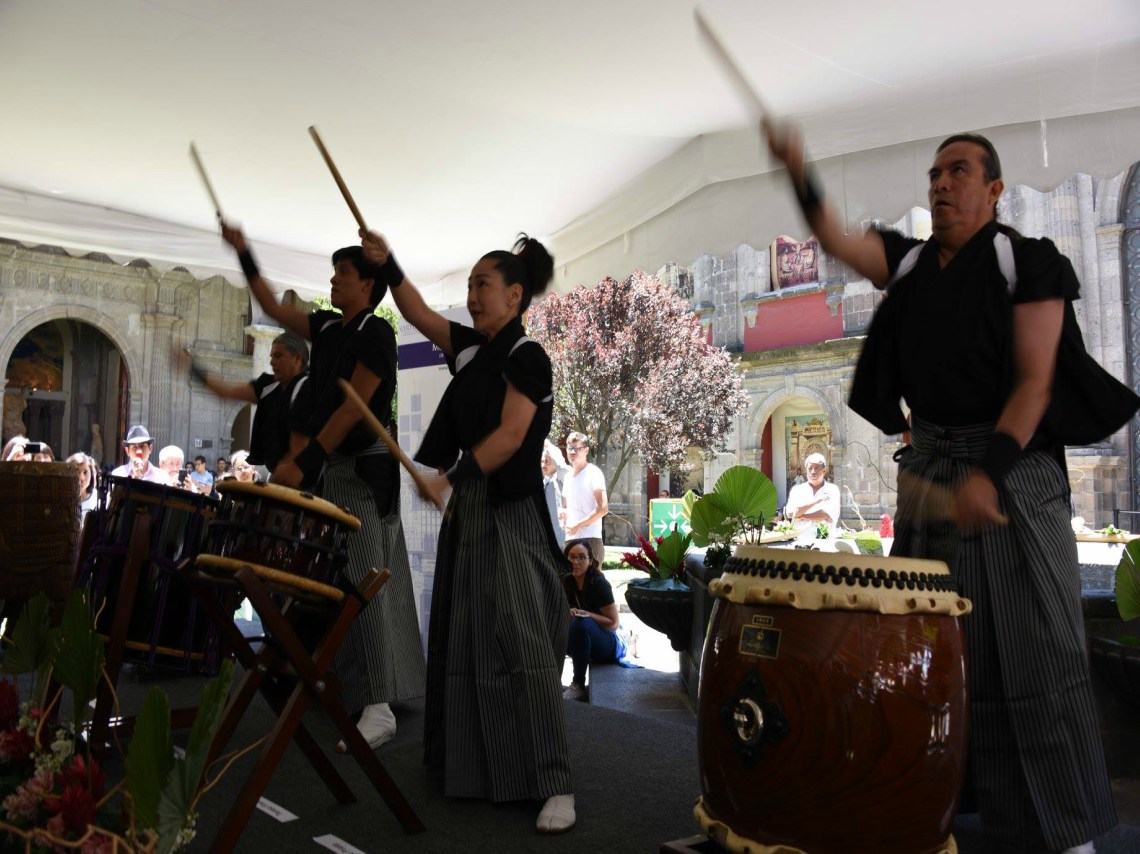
[512,233,554,298]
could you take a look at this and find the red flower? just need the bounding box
[879,514,894,539]
[56,784,96,837]
[0,727,35,765]
[59,754,105,801]
[0,680,18,732]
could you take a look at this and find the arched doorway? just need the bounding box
[229,404,252,456]
[759,396,834,508]
[3,320,127,465]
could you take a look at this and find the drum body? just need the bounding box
[81,476,218,668]
[0,461,81,603]
[695,547,970,854]
[202,481,358,587]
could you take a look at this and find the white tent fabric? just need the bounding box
[0,0,1137,302]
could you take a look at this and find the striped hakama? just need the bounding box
[320,441,425,713]
[892,417,1116,851]
[423,479,572,802]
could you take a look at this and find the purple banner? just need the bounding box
[398,340,448,370]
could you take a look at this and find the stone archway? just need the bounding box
[1,310,140,462]
[1123,162,1140,507]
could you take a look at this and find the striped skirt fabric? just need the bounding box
[320,442,426,714]
[423,479,572,802]
[892,418,1116,851]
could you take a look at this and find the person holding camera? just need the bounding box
[2,436,54,462]
[110,425,168,483]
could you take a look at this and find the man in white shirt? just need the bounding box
[110,424,169,484]
[785,452,840,536]
[561,432,608,565]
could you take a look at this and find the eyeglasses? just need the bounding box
[567,445,587,454]
[568,554,590,563]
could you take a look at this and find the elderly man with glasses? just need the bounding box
[561,432,608,565]
[784,452,839,536]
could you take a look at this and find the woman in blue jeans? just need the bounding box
[562,540,623,701]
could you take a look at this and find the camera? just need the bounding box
[24,442,46,454]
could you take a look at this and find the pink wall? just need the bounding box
[744,291,843,352]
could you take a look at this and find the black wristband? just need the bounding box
[794,167,824,219]
[445,451,483,486]
[294,440,327,483]
[238,248,260,281]
[379,253,405,288]
[189,363,209,385]
[979,431,1022,489]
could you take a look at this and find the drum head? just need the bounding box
[216,480,361,530]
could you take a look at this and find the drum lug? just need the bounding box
[719,670,789,767]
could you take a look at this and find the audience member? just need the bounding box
[542,440,569,548]
[785,452,840,535]
[158,445,191,489]
[562,540,628,702]
[562,431,608,565]
[189,455,215,494]
[110,425,167,483]
[66,452,98,516]
[2,436,54,462]
[230,450,257,483]
[215,457,229,480]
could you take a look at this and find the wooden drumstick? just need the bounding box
[337,379,444,510]
[694,6,771,120]
[308,126,368,231]
[189,142,225,222]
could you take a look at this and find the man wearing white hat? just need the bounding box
[110,425,168,484]
[785,452,839,535]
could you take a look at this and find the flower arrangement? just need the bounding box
[622,529,693,582]
[682,466,778,575]
[880,514,894,539]
[0,592,236,853]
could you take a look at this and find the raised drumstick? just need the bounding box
[337,379,444,510]
[308,126,368,231]
[189,142,225,222]
[694,6,770,120]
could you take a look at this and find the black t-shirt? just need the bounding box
[248,372,308,469]
[872,220,1076,427]
[415,317,553,502]
[563,572,615,615]
[306,309,397,455]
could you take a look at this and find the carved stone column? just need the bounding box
[245,323,284,379]
[141,313,182,448]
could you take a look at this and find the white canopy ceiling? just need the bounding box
[1,0,1138,302]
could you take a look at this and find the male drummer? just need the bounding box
[110,425,168,484]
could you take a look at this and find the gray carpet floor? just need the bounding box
[105,667,1140,854]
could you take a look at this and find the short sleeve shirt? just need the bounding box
[563,463,607,539]
[306,309,397,455]
[247,372,308,469]
[418,317,553,502]
[873,220,1078,426]
[564,573,616,615]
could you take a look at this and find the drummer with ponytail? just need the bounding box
[361,228,575,834]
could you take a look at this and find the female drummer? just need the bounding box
[185,331,310,474]
[221,223,425,751]
[361,229,575,834]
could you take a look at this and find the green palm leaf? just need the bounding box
[1116,541,1140,622]
[711,465,778,523]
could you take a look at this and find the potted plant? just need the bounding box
[682,465,778,577]
[1090,541,1140,707]
[622,529,694,652]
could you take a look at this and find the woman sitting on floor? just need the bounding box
[562,539,632,701]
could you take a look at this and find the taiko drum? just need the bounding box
[694,545,972,854]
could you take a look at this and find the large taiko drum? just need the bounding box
[80,475,218,670]
[0,461,82,604]
[202,480,360,587]
[694,545,972,854]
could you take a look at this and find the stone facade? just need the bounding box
[654,167,1137,528]
[0,239,259,466]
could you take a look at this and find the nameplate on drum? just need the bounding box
[739,623,780,659]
